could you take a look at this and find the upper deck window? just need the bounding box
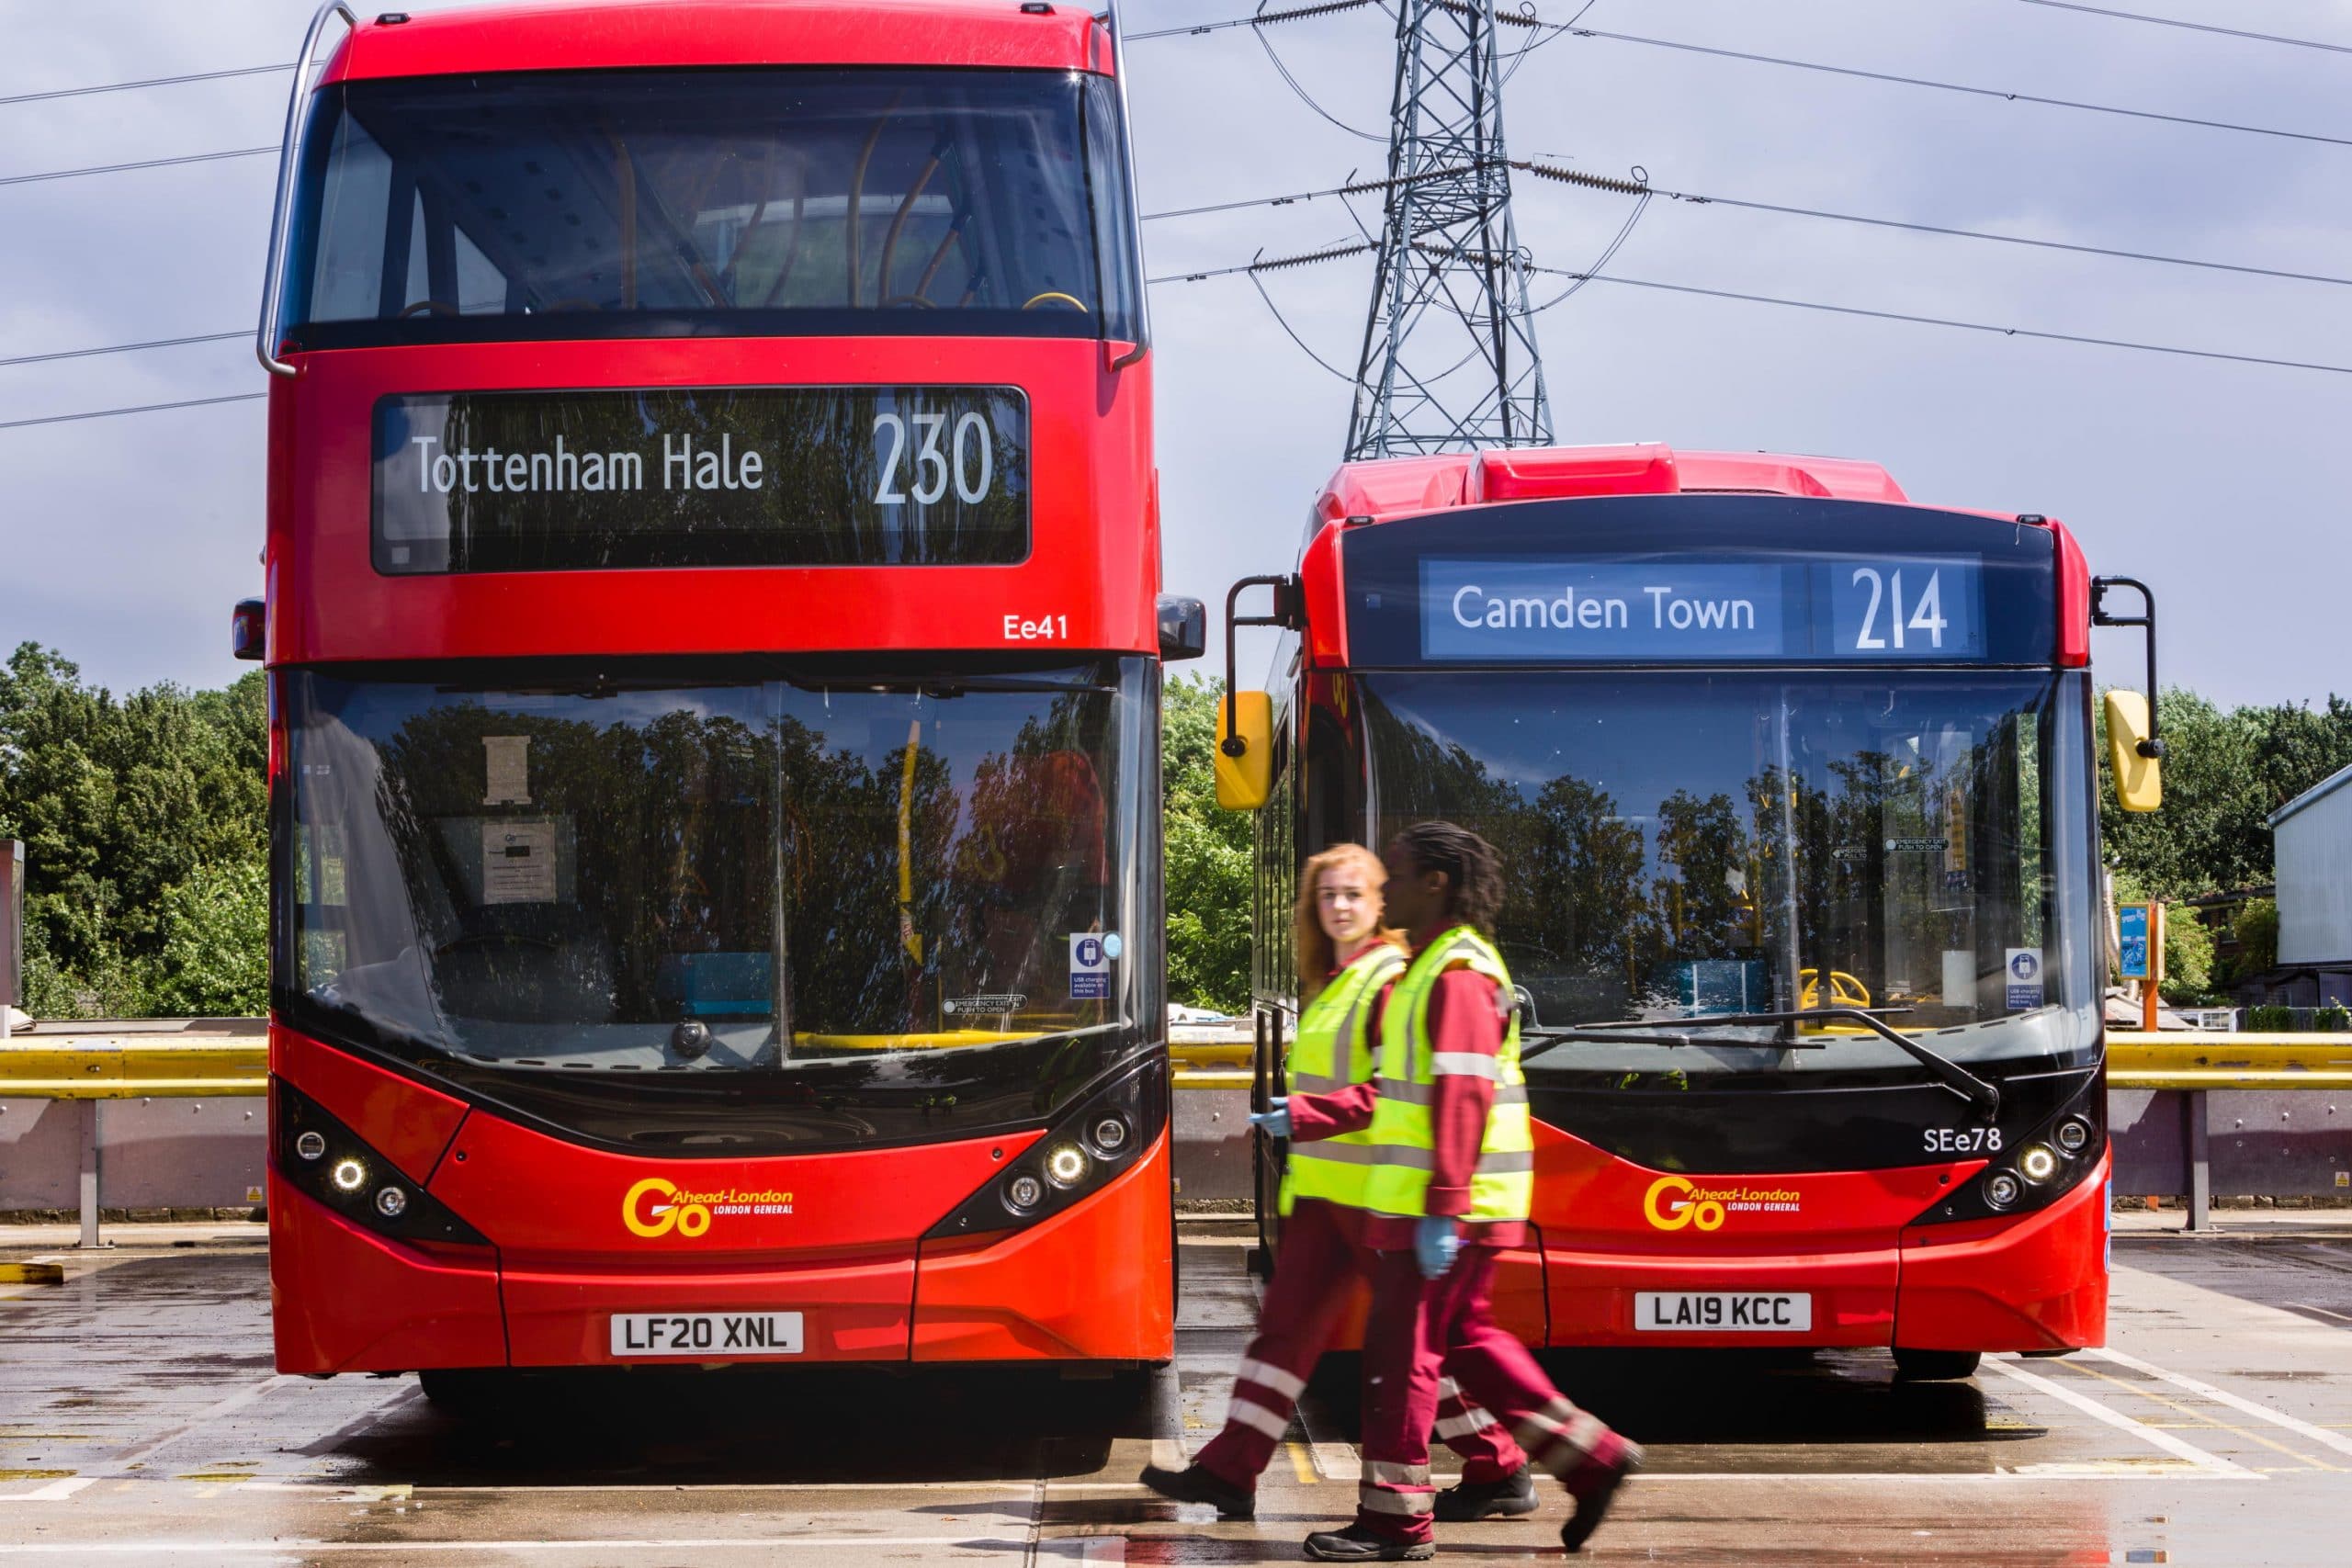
[281,67,1140,349]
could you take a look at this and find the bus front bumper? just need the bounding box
[1530,1155,2109,1353]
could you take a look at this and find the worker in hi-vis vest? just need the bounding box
[1296,824,1640,1562]
[1141,844,1537,1522]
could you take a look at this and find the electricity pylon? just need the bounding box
[1344,0,1551,459]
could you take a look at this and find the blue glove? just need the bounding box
[1414,1215,1461,1280]
[1248,1099,1292,1139]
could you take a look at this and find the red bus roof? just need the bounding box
[322,0,1111,83]
[1315,443,1911,525]
[1295,443,2089,669]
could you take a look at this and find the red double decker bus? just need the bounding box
[1221,444,2162,1379]
[241,0,1191,1397]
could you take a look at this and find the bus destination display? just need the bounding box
[373,387,1029,573]
[1419,556,1986,662]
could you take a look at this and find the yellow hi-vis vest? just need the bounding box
[1280,943,1409,1215]
[1362,927,1534,1223]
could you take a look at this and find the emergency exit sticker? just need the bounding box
[1070,932,1114,999]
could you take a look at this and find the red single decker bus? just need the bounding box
[240,0,1194,1397]
[1218,444,2163,1379]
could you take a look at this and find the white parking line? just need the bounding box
[0,1540,1032,1557]
[2091,1346,2352,1460]
[0,1479,94,1504]
[106,1374,294,1469]
[1983,1357,2254,1476]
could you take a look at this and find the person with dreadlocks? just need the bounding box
[1298,822,1640,1562]
[1140,843,1538,1522]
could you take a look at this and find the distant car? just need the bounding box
[1167,1004,1233,1026]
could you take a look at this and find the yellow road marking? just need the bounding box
[2059,1361,2337,1472]
[1285,1442,1318,1484]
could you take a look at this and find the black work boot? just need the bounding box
[1558,1439,1644,1554]
[1433,1464,1538,1521]
[1303,1524,1435,1562]
[1138,1461,1255,1520]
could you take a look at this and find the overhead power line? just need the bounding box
[0,391,267,433]
[0,145,276,189]
[1518,163,2352,290]
[0,62,291,108]
[1519,265,2352,378]
[1136,5,2352,151]
[1148,248,2352,378]
[0,331,248,371]
[1150,159,2352,290]
[1130,0,1378,42]
[1562,27,2352,151]
[2012,0,2352,56]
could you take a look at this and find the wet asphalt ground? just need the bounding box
[2,1219,2351,1565]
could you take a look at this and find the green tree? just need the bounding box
[2230,897,2279,979]
[2098,686,2352,900]
[2098,688,2266,900]
[153,860,271,1015]
[0,644,266,1019]
[1163,673,1252,1012]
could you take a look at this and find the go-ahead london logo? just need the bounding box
[622,1177,794,1238]
[1642,1174,1802,1232]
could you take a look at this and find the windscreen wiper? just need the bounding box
[1521,1007,1999,1119]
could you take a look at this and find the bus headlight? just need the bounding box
[2055,1118,2092,1155]
[924,1055,1168,1242]
[1044,1143,1090,1189]
[276,1081,492,1247]
[2018,1145,2060,1184]
[1984,1171,2022,1209]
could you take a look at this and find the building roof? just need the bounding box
[2269,760,2352,829]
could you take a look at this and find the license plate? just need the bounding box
[1634,1292,1812,1332]
[609,1312,804,1357]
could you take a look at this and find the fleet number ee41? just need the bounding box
[1004,614,1069,640]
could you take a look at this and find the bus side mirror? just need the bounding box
[1157,594,1206,661]
[2105,690,2162,812]
[1216,691,1272,811]
[232,599,266,660]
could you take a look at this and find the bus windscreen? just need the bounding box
[281,67,1140,348]
[276,658,1148,1146]
[1361,668,2100,1073]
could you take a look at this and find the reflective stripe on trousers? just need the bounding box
[1359,1458,1435,1517]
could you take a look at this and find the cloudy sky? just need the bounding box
[4,0,2347,707]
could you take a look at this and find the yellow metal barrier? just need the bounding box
[1176,1031,2352,1091]
[1172,1069,1254,1090]
[1168,1039,1252,1067]
[0,1043,266,1100]
[2106,1032,2352,1091]
[0,1031,268,1249]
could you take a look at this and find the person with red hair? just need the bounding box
[1140,843,1537,1522]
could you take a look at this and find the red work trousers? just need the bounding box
[1355,1245,1618,1542]
[1193,1199,1527,1494]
